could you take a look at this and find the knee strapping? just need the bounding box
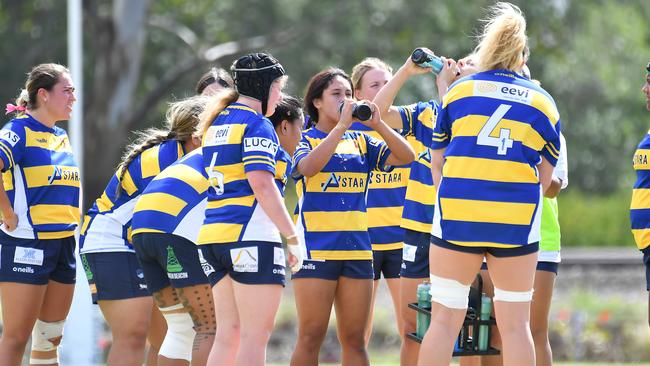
[30,319,64,364]
[159,304,196,362]
[493,287,534,302]
[429,274,470,309]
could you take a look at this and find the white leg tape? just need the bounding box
[31,319,64,351]
[30,319,65,365]
[159,305,196,362]
[29,358,59,365]
[493,287,534,302]
[429,273,471,309]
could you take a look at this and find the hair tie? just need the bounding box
[5,103,26,115]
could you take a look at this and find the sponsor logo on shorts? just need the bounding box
[402,244,417,263]
[273,247,286,267]
[12,266,34,274]
[197,249,215,277]
[81,254,93,280]
[301,263,316,270]
[168,272,189,279]
[166,246,183,273]
[139,284,148,290]
[14,246,43,266]
[272,268,286,275]
[230,246,258,273]
[136,269,144,279]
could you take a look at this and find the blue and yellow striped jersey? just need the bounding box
[198,103,291,245]
[431,69,561,248]
[0,114,80,239]
[132,149,208,243]
[349,122,408,251]
[293,127,393,260]
[399,101,438,234]
[80,139,185,253]
[631,130,650,250]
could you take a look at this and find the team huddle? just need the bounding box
[0,2,648,366]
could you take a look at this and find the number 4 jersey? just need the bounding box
[198,103,291,245]
[431,69,561,248]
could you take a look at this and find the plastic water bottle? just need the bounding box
[478,294,492,351]
[338,101,372,121]
[411,48,444,74]
[416,282,431,338]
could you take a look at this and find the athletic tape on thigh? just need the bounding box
[493,287,533,302]
[429,273,470,309]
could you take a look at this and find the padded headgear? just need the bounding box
[231,53,286,115]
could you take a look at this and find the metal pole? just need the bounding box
[62,0,97,364]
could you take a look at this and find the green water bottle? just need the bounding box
[478,294,492,351]
[416,282,431,338]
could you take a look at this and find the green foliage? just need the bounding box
[551,290,650,362]
[1,0,649,198]
[558,189,635,247]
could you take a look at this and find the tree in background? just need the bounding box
[0,0,649,216]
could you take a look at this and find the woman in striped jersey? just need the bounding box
[79,96,207,366]
[0,64,79,366]
[129,94,303,366]
[478,66,569,366]
[198,53,303,366]
[349,58,407,345]
[418,3,561,365]
[372,52,456,366]
[290,67,414,366]
[631,61,650,326]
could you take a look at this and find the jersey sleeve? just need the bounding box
[0,121,26,172]
[364,133,393,172]
[398,104,419,136]
[292,134,313,178]
[431,99,452,150]
[241,118,279,175]
[399,101,437,146]
[554,133,568,188]
[536,115,561,167]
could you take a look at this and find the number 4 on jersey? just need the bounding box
[477,104,514,155]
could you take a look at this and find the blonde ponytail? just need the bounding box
[198,88,239,137]
[474,2,528,72]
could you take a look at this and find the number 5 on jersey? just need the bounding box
[477,104,514,155]
[208,152,225,195]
